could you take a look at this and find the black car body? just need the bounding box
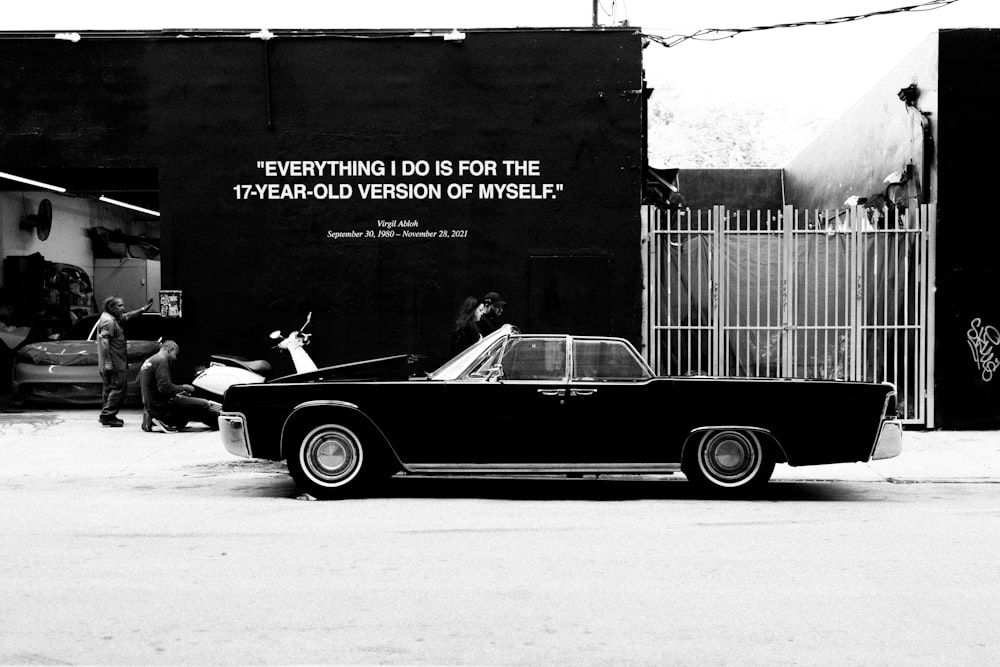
[220,325,902,498]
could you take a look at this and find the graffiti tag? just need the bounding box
[967,318,1000,383]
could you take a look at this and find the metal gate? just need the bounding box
[641,204,936,425]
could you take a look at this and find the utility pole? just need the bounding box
[593,0,599,26]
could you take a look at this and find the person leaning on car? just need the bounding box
[450,296,485,357]
[477,291,507,336]
[96,294,153,427]
[139,340,221,433]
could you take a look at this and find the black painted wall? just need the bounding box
[0,29,645,370]
[679,169,784,212]
[936,29,1000,428]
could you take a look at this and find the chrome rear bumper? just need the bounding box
[872,420,903,460]
[219,412,251,458]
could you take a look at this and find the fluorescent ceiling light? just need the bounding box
[99,195,160,217]
[0,171,67,193]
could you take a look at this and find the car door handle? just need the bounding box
[537,389,566,396]
[570,389,597,396]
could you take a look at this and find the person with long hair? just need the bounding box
[450,296,485,357]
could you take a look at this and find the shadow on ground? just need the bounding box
[194,461,880,502]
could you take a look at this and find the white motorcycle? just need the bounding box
[192,312,318,401]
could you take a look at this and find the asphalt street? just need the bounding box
[1,405,999,666]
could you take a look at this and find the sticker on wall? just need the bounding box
[160,290,182,319]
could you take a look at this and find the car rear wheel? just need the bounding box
[682,429,775,493]
[286,423,367,499]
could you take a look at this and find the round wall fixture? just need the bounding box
[20,198,53,241]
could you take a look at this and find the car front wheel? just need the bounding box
[682,429,775,493]
[286,423,367,499]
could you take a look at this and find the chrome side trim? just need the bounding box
[219,412,251,458]
[871,420,903,460]
[403,462,681,475]
[688,424,774,436]
[291,399,360,411]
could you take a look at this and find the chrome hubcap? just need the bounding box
[302,426,360,485]
[700,431,760,485]
[316,439,349,472]
[713,440,746,470]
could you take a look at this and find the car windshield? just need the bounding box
[429,324,514,381]
[63,315,100,340]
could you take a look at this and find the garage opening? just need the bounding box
[0,168,161,397]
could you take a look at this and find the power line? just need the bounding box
[643,0,961,48]
[597,0,629,26]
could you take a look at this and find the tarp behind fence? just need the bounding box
[642,205,935,424]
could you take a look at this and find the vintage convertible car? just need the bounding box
[219,325,902,498]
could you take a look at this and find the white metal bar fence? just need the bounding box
[641,203,936,425]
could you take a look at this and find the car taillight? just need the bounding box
[884,393,898,419]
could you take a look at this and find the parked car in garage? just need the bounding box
[219,324,902,498]
[11,313,167,406]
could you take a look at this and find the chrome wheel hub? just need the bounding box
[302,426,361,485]
[700,431,761,484]
[315,438,350,473]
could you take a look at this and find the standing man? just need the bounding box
[478,291,507,336]
[96,295,153,427]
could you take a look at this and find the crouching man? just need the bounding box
[139,340,221,433]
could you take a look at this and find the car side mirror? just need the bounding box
[269,330,282,340]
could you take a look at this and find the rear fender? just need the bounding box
[682,426,789,464]
[279,400,403,470]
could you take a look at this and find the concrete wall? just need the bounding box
[784,33,939,210]
[1,192,95,274]
[0,190,146,288]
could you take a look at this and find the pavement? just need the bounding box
[1,402,998,484]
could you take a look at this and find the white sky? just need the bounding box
[4,0,999,165]
[7,1,998,107]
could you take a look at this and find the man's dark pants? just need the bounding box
[100,369,129,421]
[154,395,220,429]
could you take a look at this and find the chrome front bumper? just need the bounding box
[872,420,903,460]
[219,412,251,458]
